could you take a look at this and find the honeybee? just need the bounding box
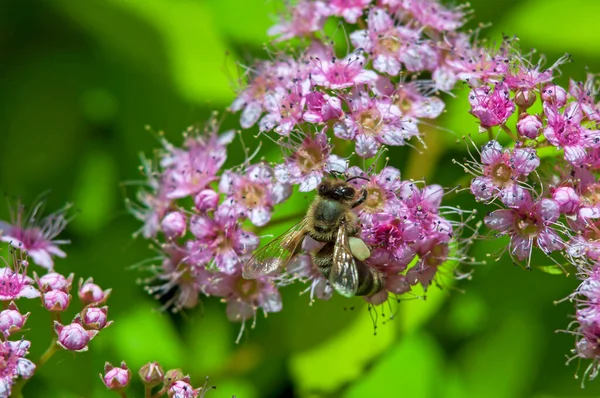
[243,178,385,298]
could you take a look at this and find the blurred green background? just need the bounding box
[2,0,600,397]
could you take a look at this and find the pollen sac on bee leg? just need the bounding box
[348,237,371,261]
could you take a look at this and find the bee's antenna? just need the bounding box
[346,175,370,183]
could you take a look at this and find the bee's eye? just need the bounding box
[341,187,355,197]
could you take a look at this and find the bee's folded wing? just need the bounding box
[330,225,359,298]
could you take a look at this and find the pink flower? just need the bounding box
[469,83,515,128]
[469,140,539,206]
[0,266,40,301]
[268,1,330,41]
[396,0,467,31]
[189,204,259,273]
[328,0,370,23]
[101,362,131,390]
[310,49,378,90]
[219,163,291,227]
[0,340,35,397]
[274,132,347,192]
[0,302,28,337]
[161,128,234,200]
[363,213,419,267]
[194,189,219,212]
[0,200,70,270]
[333,91,418,157]
[346,166,404,218]
[286,252,333,303]
[516,114,543,139]
[303,92,343,124]
[484,192,563,265]
[54,319,99,352]
[259,83,307,136]
[78,277,111,305]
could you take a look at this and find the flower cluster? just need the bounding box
[456,36,600,382]
[131,0,479,341]
[100,360,214,398]
[0,200,112,396]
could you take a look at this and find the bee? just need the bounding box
[243,177,385,298]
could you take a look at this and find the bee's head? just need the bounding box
[317,180,356,202]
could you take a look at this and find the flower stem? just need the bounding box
[145,386,153,398]
[37,339,59,368]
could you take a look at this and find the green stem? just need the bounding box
[145,386,153,398]
[119,391,128,398]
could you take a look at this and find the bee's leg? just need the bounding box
[312,242,334,279]
[352,188,368,208]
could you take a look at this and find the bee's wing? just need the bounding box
[330,224,359,298]
[242,218,309,279]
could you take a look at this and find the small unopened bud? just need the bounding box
[552,186,580,214]
[54,317,98,352]
[34,272,74,293]
[164,368,186,385]
[139,361,164,387]
[514,89,537,109]
[82,306,112,330]
[194,189,219,212]
[516,113,543,139]
[161,212,187,239]
[79,278,111,305]
[0,302,29,336]
[542,84,567,107]
[101,361,131,390]
[43,290,71,312]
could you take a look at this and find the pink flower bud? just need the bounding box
[82,306,112,330]
[552,186,580,214]
[54,319,98,352]
[0,302,29,336]
[79,278,111,305]
[385,274,411,295]
[34,272,74,293]
[101,361,131,390]
[165,368,185,384]
[43,290,71,312]
[168,379,201,398]
[516,114,543,139]
[161,212,187,239]
[194,189,219,212]
[139,361,164,387]
[542,84,567,107]
[514,89,537,108]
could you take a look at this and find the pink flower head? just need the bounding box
[346,166,404,219]
[541,84,568,108]
[363,213,419,267]
[189,203,259,274]
[194,189,219,212]
[268,0,330,41]
[78,277,111,305]
[398,0,467,31]
[329,0,370,23]
[42,289,71,312]
[0,263,40,302]
[0,199,71,270]
[310,49,378,90]
[82,306,111,330]
[484,192,564,265]
[274,132,347,192]
[161,211,187,239]
[0,302,29,337]
[34,271,74,293]
[469,140,540,206]
[0,339,35,397]
[303,92,343,124]
[469,83,515,128]
[350,8,426,76]
[54,318,99,352]
[334,91,418,158]
[161,127,234,200]
[230,60,291,129]
[259,83,307,136]
[168,379,202,398]
[205,270,282,341]
[569,74,600,122]
[543,102,600,165]
[219,163,291,227]
[101,362,131,390]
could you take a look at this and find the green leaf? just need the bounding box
[344,332,443,398]
[107,302,185,371]
[289,310,396,396]
[71,149,118,235]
